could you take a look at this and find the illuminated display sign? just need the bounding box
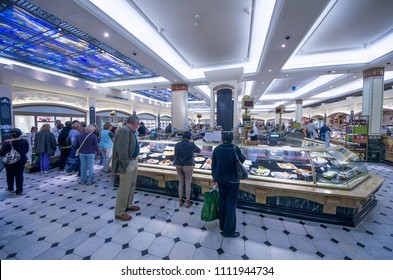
[242,96,254,109]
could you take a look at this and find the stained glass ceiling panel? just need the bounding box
[0,0,157,82]
[134,89,202,103]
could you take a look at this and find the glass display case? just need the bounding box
[133,139,382,226]
[137,139,369,190]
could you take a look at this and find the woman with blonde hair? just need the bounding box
[74,124,100,185]
[35,124,57,173]
[99,122,114,172]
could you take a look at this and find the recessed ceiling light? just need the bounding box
[104,32,109,37]
[281,44,286,48]
[268,69,272,72]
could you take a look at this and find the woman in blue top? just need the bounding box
[99,122,114,173]
[73,125,100,185]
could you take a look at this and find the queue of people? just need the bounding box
[1,120,251,239]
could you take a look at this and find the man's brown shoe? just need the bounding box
[115,213,132,221]
[126,205,140,211]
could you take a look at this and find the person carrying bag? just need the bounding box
[75,132,92,157]
[211,132,246,238]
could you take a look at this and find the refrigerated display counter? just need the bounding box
[133,139,384,226]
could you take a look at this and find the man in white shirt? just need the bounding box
[248,123,258,141]
[51,120,62,138]
[306,120,316,140]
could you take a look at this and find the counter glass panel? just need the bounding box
[137,139,369,190]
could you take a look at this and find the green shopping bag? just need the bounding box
[201,187,219,222]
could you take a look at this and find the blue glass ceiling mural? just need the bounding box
[134,89,202,103]
[0,0,157,82]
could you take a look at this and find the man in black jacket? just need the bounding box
[57,121,72,171]
[174,131,201,207]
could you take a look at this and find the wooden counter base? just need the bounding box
[136,166,384,226]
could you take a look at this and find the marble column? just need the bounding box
[171,84,188,131]
[362,67,384,135]
[362,67,384,161]
[210,88,215,128]
[295,99,303,123]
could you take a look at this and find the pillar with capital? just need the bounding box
[171,83,188,131]
[362,67,384,161]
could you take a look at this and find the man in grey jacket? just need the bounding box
[112,115,141,221]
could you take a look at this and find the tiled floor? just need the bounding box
[0,162,392,260]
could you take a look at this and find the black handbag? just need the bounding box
[233,146,248,180]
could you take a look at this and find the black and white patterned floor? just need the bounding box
[0,162,392,260]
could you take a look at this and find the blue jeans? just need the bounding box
[39,152,50,172]
[66,147,80,173]
[79,153,95,184]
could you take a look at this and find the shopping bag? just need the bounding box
[201,187,219,222]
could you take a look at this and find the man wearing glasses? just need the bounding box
[112,115,141,221]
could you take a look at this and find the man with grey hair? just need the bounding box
[112,115,141,221]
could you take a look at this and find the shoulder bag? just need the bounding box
[75,133,92,157]
[233,145,248,180]
[3,141,21,164]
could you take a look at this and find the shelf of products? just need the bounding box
[382,135,393,163]
[345,115,369,161]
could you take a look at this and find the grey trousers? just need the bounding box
[115,160,138,216]
[176,165,194,201]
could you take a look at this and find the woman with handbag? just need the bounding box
[0,128,29,195]
[211,131,246,238]
[73,125,100,185]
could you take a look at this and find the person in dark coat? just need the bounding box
[174,131,201,207]
[137,122,148,136]
[211,131,246,238]
[0,128,29,195]
[319,123,331,141]
[165,123,172,134]
[35,124,57,173]
[57,121,72,171]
